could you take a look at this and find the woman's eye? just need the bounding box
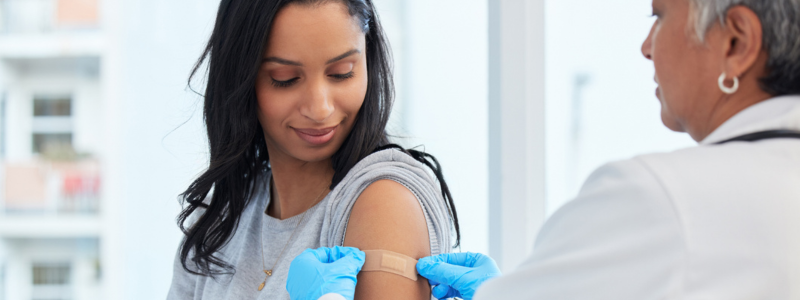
[271,77,299,88]
[329,71,354,81]
[650,10,662,19]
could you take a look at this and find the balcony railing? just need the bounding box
[0,0,99,34]
[2,159,100,214]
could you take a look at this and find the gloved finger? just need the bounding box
[328,246,361,262]
[303,246,363,264]
[431,284,461,299]
[293,248,328,265]
[419,252,483,268]
[328,249,366,272]
[328,246,365,262]
[301,247,337,263]
[416,258,475,290]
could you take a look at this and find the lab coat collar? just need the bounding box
[701,95,800,145]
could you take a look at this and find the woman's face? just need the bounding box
[641,0,726,137]
[256,2,368,163]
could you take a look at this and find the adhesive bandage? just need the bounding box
[361,250,419,281]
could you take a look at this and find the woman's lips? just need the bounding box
[293,126,337,145]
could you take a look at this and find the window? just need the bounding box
[31,95,73,155]
[31,132,72,155]
[34,98,71,116]
[31,262,72,300]
[32,263,70,285]
[544,0,696,214]
[32,133,72,154]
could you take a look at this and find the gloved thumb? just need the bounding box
[416,258,475,291]
[329,249,366,272]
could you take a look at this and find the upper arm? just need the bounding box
[343,179,432,300]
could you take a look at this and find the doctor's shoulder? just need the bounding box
[630,140,799,194]
[563,140,769,206]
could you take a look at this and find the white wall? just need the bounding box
[101,0,217,299]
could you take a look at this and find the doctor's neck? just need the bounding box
[686,85,772,142]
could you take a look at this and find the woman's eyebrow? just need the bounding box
[326,49,361,64]
[262,49,360,66]
[263,56,302,66]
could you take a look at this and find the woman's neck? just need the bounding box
[267,151,333,220]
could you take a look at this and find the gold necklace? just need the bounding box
[258,183,328,291]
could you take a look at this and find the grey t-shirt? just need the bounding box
[167,149,454,300]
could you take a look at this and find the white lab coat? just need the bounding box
[318,293,346,300]
[474,95,800,300]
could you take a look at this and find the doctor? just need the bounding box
[285,0,800,299]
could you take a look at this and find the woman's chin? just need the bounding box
[286,146,338,164]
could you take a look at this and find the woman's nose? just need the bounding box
[641,23,655,60]
[300,80,335,123]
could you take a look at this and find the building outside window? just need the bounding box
[0,0,102,299]
[31,262,72,300]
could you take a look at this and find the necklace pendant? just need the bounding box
[258,270,272,291]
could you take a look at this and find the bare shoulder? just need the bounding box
[343,179,431,300]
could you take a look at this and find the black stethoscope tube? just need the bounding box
[715,130,800,145]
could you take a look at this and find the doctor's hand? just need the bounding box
[286,246,365,300]
[416,252,501,300]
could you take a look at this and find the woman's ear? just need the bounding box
[721,5,764,77]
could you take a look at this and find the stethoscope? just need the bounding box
[716,130,800,145]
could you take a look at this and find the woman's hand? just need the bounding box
[287,246,366,300]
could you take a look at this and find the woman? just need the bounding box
[288,0,800,299]
[166,0,460,299]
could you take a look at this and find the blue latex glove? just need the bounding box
[286,246,366,300]
[416,252,502,300]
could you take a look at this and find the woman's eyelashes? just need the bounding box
[650,6,663,19]
[270,72,355,88]
[330,71,355,80]
[271,77,299,88]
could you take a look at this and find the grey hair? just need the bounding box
[688,0,800,95]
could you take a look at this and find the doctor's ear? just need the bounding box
[719,5,765,78]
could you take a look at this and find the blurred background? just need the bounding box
[0,0,693,299]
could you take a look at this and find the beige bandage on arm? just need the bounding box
[361,250,419,281]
